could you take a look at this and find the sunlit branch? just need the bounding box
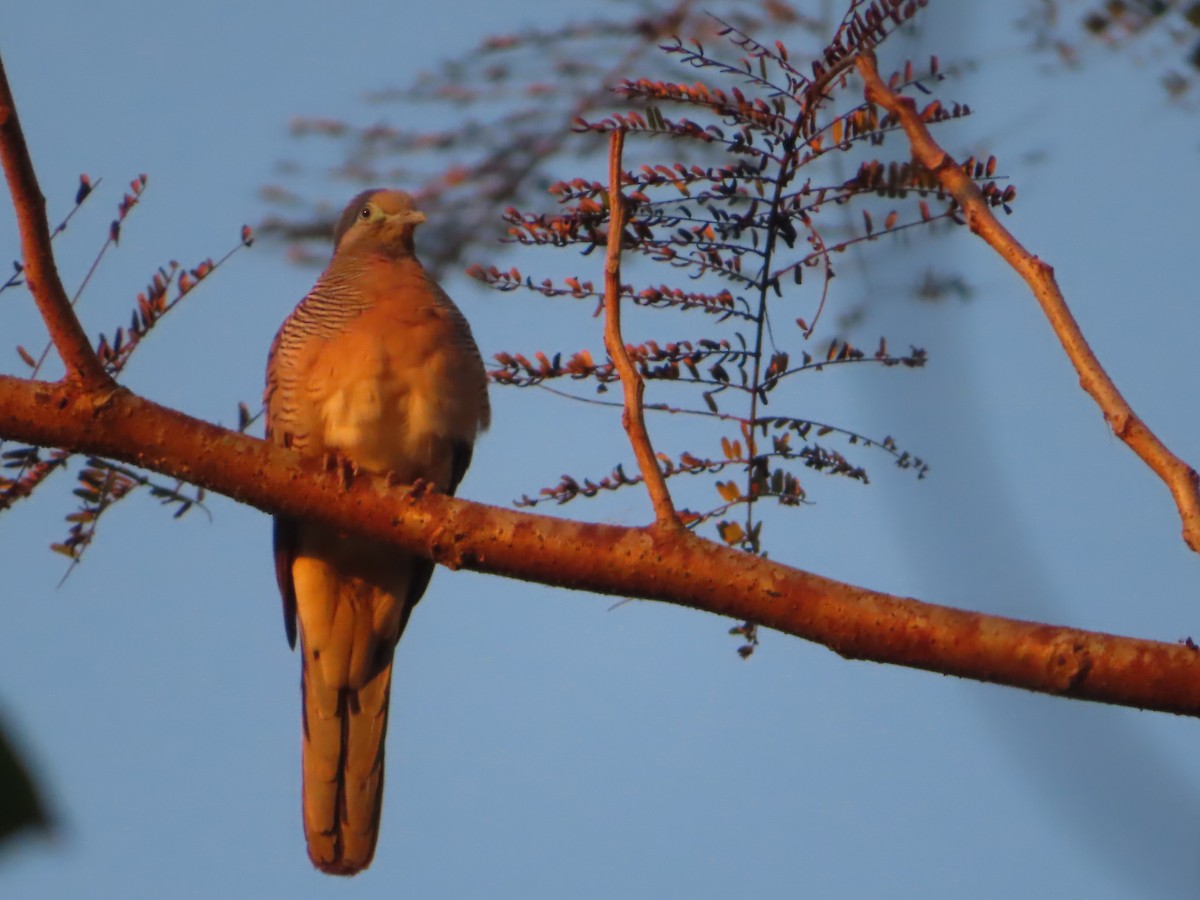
[603,129,679,528]
[856,48,1200,554]
[0,58,110,390]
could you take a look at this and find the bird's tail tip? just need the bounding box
[307,843,376,876]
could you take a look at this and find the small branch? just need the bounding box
[603,129,679,528]
[856,50,1200,554]
[0,57,110,390]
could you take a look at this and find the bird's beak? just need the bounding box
[391,210,427,226]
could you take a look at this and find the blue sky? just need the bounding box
[2,2,1200,898]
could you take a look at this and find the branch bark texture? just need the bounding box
[2,374,1200,717]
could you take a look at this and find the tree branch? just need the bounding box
[855,50,1200,553]
[2,373,1200,717]
[4,46,1200,736]
[602,129,679,528]
[0,57,111,390]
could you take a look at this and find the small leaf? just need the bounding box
[717,520,745,545]
[75,174,93,205]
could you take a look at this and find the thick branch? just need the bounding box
[602,129,678,527]
[3,373,1200,717]
[0,59,110,390]
[856,51,1200,553]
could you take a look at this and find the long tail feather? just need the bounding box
[301,650,393,876]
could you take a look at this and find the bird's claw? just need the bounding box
[323,451,358,490]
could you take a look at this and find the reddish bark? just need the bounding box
[1,375,1199,717]
[857,50,1200,554]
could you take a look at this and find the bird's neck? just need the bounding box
[332,246,420,272]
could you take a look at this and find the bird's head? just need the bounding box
[332,189,427,259]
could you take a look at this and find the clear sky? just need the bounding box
[2,2,1199,899]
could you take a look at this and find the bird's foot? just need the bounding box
[323,451,359,490]
[407,476,435,499]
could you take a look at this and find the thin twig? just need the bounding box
[856,49,1200,554]
[0,57,110,390]
[603,129,679,528]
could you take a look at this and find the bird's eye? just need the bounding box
[358,205,372,220]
